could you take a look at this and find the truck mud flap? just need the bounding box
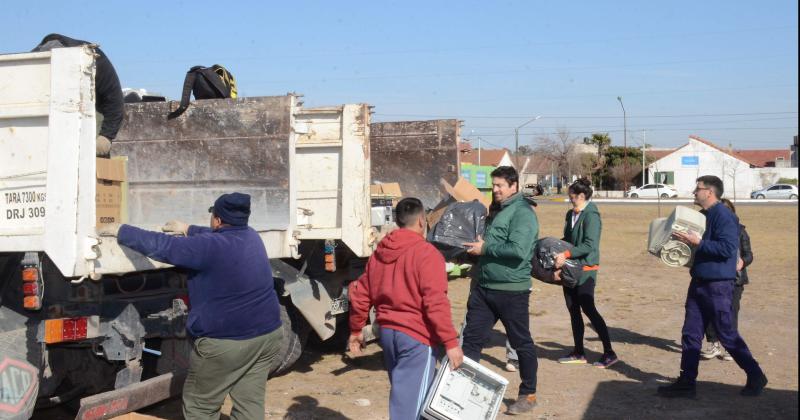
[272,260,336,341]
[75,372,185,420]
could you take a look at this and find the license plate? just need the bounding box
[330,297,349,315]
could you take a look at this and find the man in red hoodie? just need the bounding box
[349,197,463,420]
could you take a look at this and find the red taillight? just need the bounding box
[22,266,42,310]
[22,282,39,295]
[44,316,99,344]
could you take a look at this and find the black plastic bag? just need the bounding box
[428,200,487,260]
[532,237,582,288]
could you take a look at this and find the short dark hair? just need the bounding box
[696,175,724,198]
[490,166,518,188]
[395,197,424,228]
[568,177,593,199]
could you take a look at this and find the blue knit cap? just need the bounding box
[210,192,251,226]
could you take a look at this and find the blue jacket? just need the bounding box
[118,224,281,339]
[690,202,739,280]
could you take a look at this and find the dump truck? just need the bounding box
[0,46,461,419]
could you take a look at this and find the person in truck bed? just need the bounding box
[32,33,124,157]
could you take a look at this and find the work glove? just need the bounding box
[96,223,122,237]
[96,135,112,157]
[162,220,189,236]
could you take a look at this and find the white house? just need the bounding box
[647,135,798,198]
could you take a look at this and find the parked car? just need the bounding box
[751,184,799,199]
[627,183,679,199]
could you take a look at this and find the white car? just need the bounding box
[751,184,799,199]
[627,183,679,199]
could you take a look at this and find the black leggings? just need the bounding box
[563,277,613,354]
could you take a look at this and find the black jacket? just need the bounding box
[737,224,753,286]
[33,34,124,140]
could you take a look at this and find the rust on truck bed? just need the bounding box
[113,97,294,230]
[369,120,461,209]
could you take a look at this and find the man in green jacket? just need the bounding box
[463,166,539,415]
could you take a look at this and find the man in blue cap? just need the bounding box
[98,192,283,420]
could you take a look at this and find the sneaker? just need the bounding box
[592,352,619,369]
[506,394,537,415]
[701,342,722,360]
[557,352,587,364]
[657,376,697,398]
[740,372,768,397]
[721,350,734,362]
[505,359,519,372]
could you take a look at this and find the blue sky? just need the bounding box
[3,0,797,150]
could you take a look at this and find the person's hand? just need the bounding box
[96,135,112,157]
[96,223,121,237]
[447,346,464,370]
[464,235,484,256]
[553,269,563,283]
[673,230,701,247]
[162,220,190,236]
[554,252,567,269]
[736,257,744,272]
[348,332,365,355]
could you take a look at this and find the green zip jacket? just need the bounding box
[563,201,602,285]
[478,193,538,291]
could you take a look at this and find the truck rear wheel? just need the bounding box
[0,328,39,420]
[269,301,310,376]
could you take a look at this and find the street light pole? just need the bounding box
[478,136,482,166]
[641,130,646,185]
[514,115,541,169]
[617,97,628,192]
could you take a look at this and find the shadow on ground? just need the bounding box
[583,380,798,419]
[284,396,351,419]
[586,324,682,353]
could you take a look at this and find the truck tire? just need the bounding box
[269,301,310,376]
[0,329,39,420]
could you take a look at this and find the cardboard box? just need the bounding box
[371,182,404,207]
[96,158,126,226]
[440,177,491,209]
[370,182,403,198]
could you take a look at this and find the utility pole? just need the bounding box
[617,97,628,192]
[514,115,541,169]
[478,136,482,166]
[641,130,646,185]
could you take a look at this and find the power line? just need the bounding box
[119,24,798,64]
[373,111,798,120]
[375,111,799,120]
[471,127,798,137]
[465,116,799,130]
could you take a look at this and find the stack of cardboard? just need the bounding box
[96,158,127,226]
[369,182,403,205]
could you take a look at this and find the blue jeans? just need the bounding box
[680,279,763,382]
[379,328,437,420]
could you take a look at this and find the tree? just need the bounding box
[534,128,579,181]
[583,133,612,187]
[517,144,535,156]
[600,145,653,190]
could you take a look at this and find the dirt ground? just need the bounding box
[43,202,800,419]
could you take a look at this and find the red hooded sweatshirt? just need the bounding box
[349,228,458,350]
